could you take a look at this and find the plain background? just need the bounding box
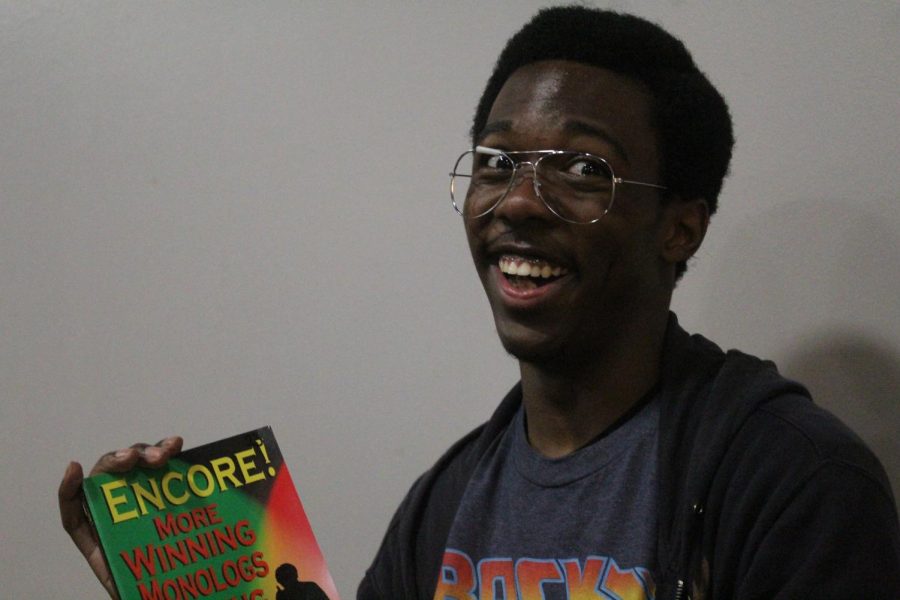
[2,1,898,597]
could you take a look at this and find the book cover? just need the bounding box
[82,426,339,600]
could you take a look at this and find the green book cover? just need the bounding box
[82,426,338,600]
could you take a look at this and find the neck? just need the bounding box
[519,309,669,458]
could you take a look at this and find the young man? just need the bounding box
[61,7,899,600]
[355,7,900,600]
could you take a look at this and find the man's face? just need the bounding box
[466,60,674,365]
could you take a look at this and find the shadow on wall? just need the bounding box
[782,332,900,502]
[701,198,900,500]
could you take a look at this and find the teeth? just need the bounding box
[498,255,569,279]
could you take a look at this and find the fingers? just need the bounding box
[60,437,182,600]
[155,436,183,451]
[59,461,114,597]
[88,436,183,477]
[58,462,102,575]
[59,461,86,534]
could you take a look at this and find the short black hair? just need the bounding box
[472,6,734,277]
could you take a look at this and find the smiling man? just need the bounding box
[357,7,900,600]
[59,6,900,600]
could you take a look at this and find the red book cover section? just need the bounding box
[82,427,339,600]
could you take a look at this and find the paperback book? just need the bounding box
[82,426,338,600]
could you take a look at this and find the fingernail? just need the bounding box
[114,449,131,458]
[144,446,163,460]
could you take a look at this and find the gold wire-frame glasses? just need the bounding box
[450,145,667,224]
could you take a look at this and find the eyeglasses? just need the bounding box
[450,145,667,224]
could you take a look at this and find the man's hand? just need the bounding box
[58,436,183,599]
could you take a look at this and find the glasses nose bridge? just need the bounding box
[511,156,537,180]
[493,156,551,219]
[509,158,544,197]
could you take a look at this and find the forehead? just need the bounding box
[482,61,659,166]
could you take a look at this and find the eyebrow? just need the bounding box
[475,119,630,163]
[563,120,629,162]
[474,120,512,144]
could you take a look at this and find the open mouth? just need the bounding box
[498,254,569,290]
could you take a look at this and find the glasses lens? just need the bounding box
[537,152,614,223]
[450,148,514,218]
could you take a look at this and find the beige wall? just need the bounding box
[2,2,898,597]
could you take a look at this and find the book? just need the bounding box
[81,426,339,600]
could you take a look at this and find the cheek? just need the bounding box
[578,225,655,286]
[464,226,477,260]
[605,230,666,292]
[578,228,623,268]
[464,220,487,258]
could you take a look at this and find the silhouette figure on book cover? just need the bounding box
[274,563,329,600]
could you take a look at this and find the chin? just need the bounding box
[495,324,565,364]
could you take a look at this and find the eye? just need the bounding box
[484,153,514,171]
[471,150,515,186]
[563,155,609,178]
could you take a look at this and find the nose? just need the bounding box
[491,162,552,222]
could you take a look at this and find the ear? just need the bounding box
[659,197,709,265]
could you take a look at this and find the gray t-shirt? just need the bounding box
[434,393,660,600]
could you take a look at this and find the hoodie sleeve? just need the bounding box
[733,458,899,599]
[706,398,900,599]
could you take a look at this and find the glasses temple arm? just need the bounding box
[474,145,504,155]
[617,178,668,190]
